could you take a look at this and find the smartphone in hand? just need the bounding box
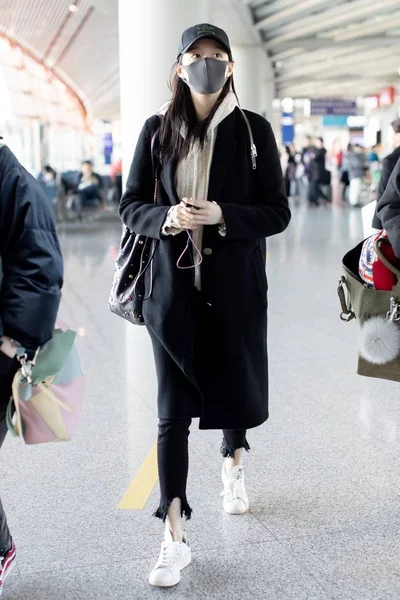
[182,199,201,211]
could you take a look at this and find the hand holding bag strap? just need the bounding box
[11,371,24,438]
[374,238,400,279]
[6,396,18,437]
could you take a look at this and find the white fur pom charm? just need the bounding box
[360,316,400,365]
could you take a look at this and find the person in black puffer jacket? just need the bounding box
[373,120,400,230]
[377,157,400,257]
[0,140,63,595]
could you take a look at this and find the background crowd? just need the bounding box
[280,118,400,211]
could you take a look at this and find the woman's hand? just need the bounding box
[168,204,200,230]
[180,198,224,227]
[0,336,18,359]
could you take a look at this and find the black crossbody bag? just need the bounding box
[108,133,159,326]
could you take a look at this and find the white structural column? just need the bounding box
[118,0,210,437]
[118,0,210,181]
[231,45,275,119]
[259,54,276,121]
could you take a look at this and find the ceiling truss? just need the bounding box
[245,0,400,98]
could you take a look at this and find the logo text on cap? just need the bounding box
[197,25,216,34]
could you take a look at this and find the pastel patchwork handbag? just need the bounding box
[6,318,84,444]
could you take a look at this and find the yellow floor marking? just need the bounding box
[118,441,158,510]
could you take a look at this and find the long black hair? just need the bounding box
[157,56,238,163]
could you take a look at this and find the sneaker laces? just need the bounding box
[220,468,244,501]
[157,542,180,569]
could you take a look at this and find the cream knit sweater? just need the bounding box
[162,91,238,290]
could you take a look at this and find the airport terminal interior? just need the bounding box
[0,0,400,599]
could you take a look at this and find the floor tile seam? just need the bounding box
[109,425,157,435]
[15,559,22,579]
[249,495,393,526]
[121,381,158,414]
[266,402,362,443]
[17,554,155,578]
[254,518,400,544]
[257,530,343,596]
[270,534,384,600]
[246,508,376,545]
[61,290,112,343]
[271,393,396,453]
[82,364,130,394]
[189,454,223,480]
[247,511,333,596]
[262,523,371,542]
[269,309,347,343]
[271,378,368,419]
[16,539,282,578]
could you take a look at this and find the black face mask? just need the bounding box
[182,57,230,95]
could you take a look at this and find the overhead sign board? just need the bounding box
[311,98,357,116]
[322,116,349,127]
[321,115,367,128]
[347,115,367,128]
[281,111,294,144]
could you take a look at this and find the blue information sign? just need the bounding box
[311,98,357,116]
[281,111,295,144]
[103,120,113,165]
[322,116,349,127]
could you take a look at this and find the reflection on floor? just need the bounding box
[2,202,400,600]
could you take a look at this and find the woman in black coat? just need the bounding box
[284,144,296,197]
[119,23,290,588]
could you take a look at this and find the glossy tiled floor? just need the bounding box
[2,201,400,599]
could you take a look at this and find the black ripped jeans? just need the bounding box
[153,290,250,521]
[154,419,250,521]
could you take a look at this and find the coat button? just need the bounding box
[203,248,213,256]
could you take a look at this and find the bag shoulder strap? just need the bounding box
[239,109,258,170]
[150,117,162,204]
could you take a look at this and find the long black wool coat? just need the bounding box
[120,107,291,430]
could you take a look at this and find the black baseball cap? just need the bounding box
[177,23,232,59]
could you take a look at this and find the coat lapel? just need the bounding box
[208,110,237,203]
[160,156,180,206]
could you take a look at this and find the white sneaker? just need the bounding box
[149,528,191,587]
[220,461,249,515]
